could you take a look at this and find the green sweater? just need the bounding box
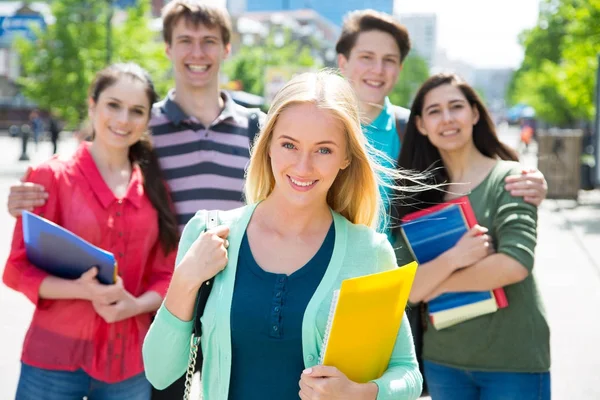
[143,204,423,399]
[394,160,550,372]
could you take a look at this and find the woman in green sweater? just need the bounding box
[142,71,423,399]
[393,73,550,400]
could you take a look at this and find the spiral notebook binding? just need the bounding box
[318,289,340,365]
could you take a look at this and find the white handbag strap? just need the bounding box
[205,210,219,231]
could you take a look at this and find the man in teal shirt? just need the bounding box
[335,9,548,240]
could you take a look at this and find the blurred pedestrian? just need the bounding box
[143,70,423,400]
[28,110,43,151]
[519,117,537,154]
[48,113,61,155]
[393,73,550,400]
[3,63,178,400]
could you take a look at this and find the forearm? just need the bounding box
[142,303,194,389]
[163,271,201,322]
[135,291,163,315]
[354,382,378,399]
[434,253,528,294]
[409,252,456,303]
[372,314,423,399]
[38,276,89,300]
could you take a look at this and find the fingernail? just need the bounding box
[303,368,312,374]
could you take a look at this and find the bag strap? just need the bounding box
[191,210,220,337]
[247,110,261,150]
[185,210,220,400]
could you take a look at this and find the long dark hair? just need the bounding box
[89,63,179,254]
[393,73,519,223]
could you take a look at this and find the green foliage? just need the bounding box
[508,0,600,126]
[112,3,172,99]
[387,54,430,108]
[223,29,318,99]
[16,0,170,128]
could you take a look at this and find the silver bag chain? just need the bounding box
[183,210,218,400]
[184,335,201,400]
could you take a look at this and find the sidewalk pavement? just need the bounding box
[0,134,599,399]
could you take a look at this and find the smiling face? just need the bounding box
[416,83,480,155]
[338,30,402,109]
[165,19,230,91]
[88,77,151,151]
[268,102,350,210]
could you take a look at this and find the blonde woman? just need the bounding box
[142,71,423,400]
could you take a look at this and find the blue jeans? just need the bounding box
[424,360,551,400]
[15,363,151,400]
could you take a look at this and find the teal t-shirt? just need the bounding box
[362,97,401,242]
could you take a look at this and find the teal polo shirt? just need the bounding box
[362,97,401,242]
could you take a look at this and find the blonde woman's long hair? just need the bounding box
[245,70,417,230]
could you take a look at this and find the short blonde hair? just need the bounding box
[245,70,382,228]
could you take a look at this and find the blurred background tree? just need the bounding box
[508,0,599,127]
[223,28,318,100]
[387,54,430,108]
[15,0,169,128]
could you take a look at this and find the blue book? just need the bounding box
[400,204,468,265]
[400,198,506,329]
[22,211,117,285]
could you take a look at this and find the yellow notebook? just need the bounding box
[319,261,418,383]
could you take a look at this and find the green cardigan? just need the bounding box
[143,204,422,399]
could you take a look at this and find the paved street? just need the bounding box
[0,131,599,399]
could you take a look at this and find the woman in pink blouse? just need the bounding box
[3,63,178,400]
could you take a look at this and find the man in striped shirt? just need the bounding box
[152,1,263,230]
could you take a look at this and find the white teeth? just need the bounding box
[188,64,208,72]
[111,128,129,136]
[290,177,315,187]
[441,130,458,136]
[365,80,384,87]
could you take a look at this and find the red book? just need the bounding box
[402,196,509,309]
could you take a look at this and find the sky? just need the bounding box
[395,0,540,68]
[217,0,540,69]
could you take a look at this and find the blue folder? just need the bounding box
[22,211,117,285]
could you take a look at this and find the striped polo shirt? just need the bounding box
[150,90,262,230]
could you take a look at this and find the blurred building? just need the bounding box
[397,13,437,66]
[432,49,476,85]
[228,0,393,26]
[235,9,339,66]
[473,68,514,117]
[0,2,51,128]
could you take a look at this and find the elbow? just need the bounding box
[408,292,424,304]
[407,281,428,304]
[510,265,529,284]
[142,342,174,390]
[504,263,529,286]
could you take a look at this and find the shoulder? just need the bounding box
[390,104,410,121]
[481,160,523,197]
[341,217,396,272]
[26,155,70,187]
[149,98,170,128]
[183,205,251,234]
[231,102,267,127]
[491,160,522,180]
[217,205,253,226]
